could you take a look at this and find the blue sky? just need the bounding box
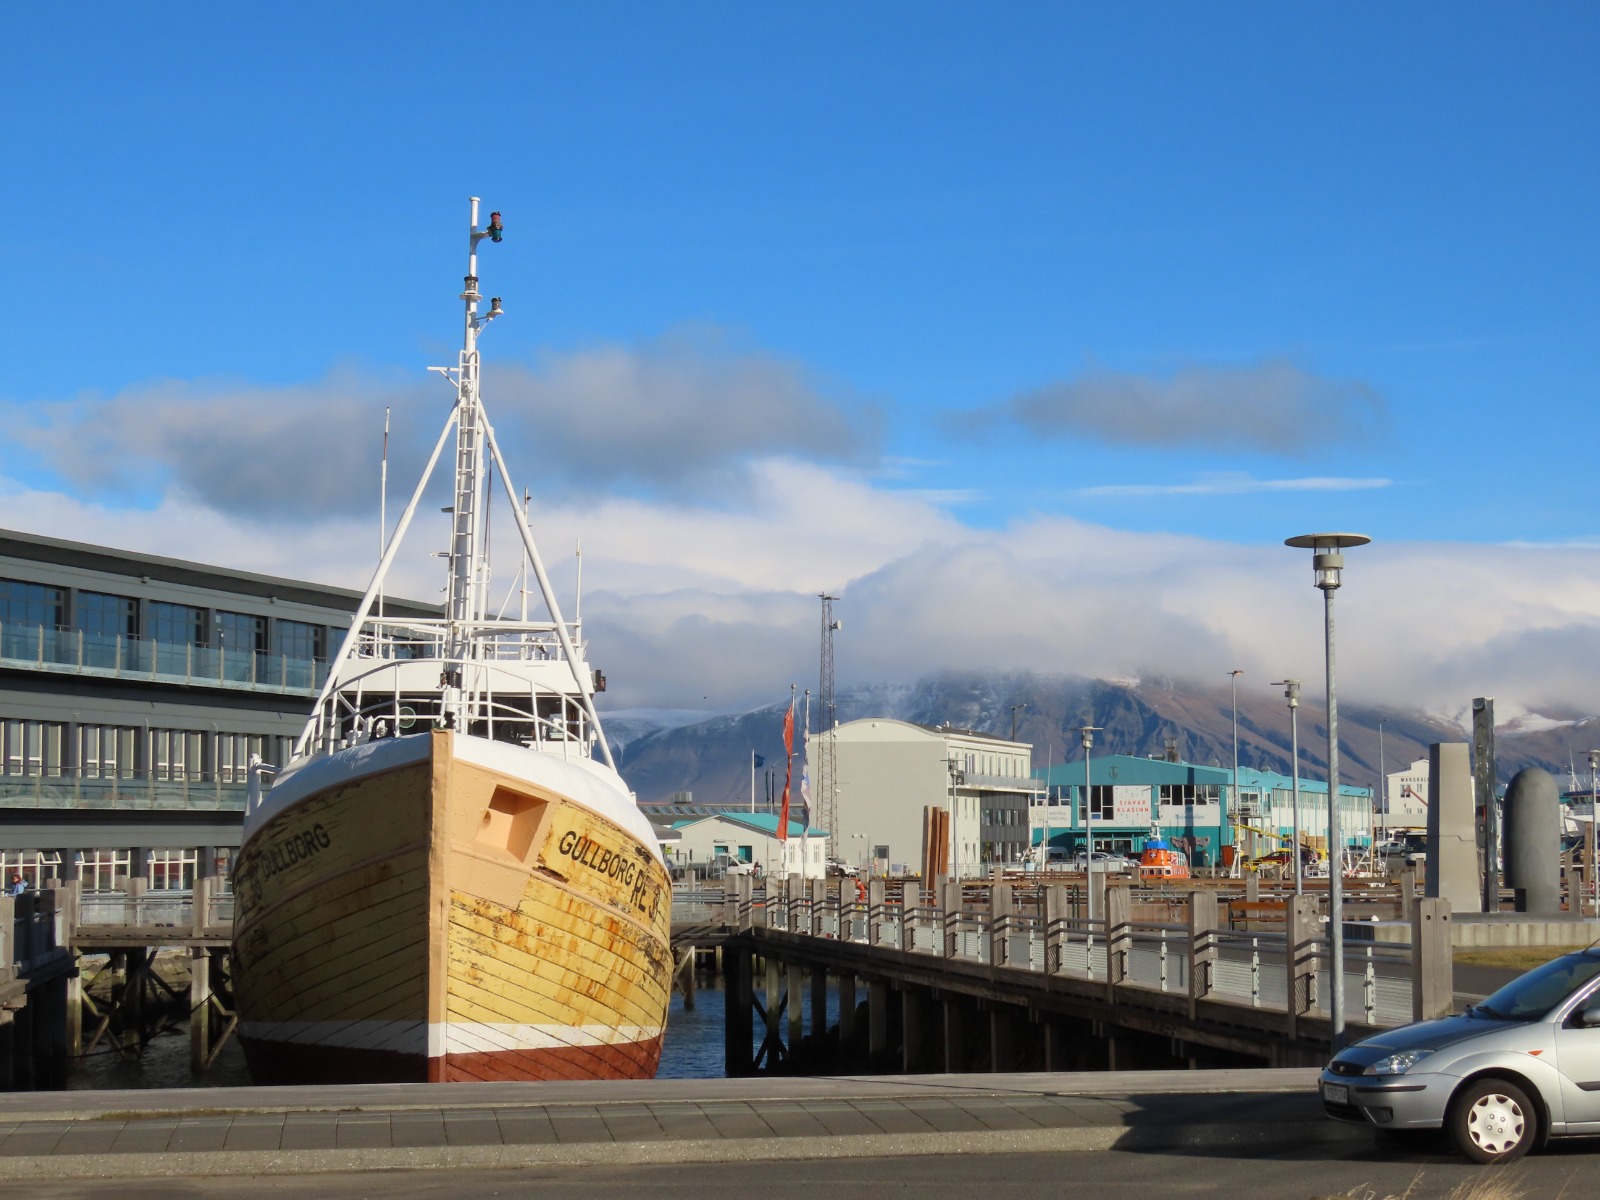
[3,4,1598,716]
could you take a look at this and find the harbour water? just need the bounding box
[64,979,770,1090]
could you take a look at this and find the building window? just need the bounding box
[75,591,138,638]
[0,578,65,629]
[1079,784,1114,822]
[150,848,198,891]
[2,720,63,777]
[278,619,327,661]
[2,851,62,890]
[80,850,131,891]
[149,601,205,646]
[217,611,268,654]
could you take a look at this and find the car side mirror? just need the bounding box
[1579,1006,1600,1028]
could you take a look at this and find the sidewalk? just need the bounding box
[0,1069,1361,1181]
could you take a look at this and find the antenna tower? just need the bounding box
[819,594,840,844]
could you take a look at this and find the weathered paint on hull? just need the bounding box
[233,730,671,1084]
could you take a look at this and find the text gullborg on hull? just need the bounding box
[231,200,671,1084]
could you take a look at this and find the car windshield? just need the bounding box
[1474,952,1600,1021]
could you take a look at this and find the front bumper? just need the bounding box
[1319,1068,1448,1130]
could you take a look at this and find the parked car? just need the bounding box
[826,859,859,878]
[1320,947,1600,1162]
[1070,851,1133,874]
[710,854,755,877]
[1379,832,1427,875]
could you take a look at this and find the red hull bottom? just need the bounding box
[241,1034,665,1085]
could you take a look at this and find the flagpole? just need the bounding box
[750,748,755,814]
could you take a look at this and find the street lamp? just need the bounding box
[1587,752,1600,918]
[1286,531,1370,1052]
[1229,669,1244,874]
[1272,679,1304,895]
[851,831,868,875]
[1010,703,1027,743]
[1077,724,1103,923]
[1377,720,1387,847]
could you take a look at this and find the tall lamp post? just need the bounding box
[1286,532,1370,1052]
[1272,679,1304,894]
[1377,721,1387,848]
[1011,703,1027,743]
[1587,751,1600,918]
[1229,669,1244,873]
[1078,724,1103,923]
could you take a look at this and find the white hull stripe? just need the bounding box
[242,1020,662,1057]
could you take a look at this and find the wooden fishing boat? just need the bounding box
[231,199,671,1083]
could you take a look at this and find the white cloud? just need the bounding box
[7,456,1600,721]
[1078,474,1393,497]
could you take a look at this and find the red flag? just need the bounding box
[777,700,795,843]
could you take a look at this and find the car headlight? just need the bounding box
[1365,1049,1434,1076]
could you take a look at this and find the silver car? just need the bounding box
[1320,948,1600,1162]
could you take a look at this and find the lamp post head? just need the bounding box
[1271,679,1301,707]
[1285,532,1371,591]
[1076,724,1100,751]
[1588,750,1600,772]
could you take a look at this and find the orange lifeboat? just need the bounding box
[1137,835,1190,880]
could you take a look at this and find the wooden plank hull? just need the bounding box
[232,730,671,1083]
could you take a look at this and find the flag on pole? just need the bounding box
[777,699,795,843]
[753,753,765,770]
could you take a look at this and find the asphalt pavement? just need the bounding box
[0,1069,1362,1181]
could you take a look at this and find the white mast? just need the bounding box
[442,197,503,728]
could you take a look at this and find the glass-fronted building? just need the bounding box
[0,527,437,891]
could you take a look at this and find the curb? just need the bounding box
[0,1120,1367,1180]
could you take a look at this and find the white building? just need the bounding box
[815,719,1037,880]
[1381,758,1431,832]
[666,812,827,879]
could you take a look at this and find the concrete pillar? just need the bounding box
[1042,1017,1067,1072]
[810,877,828,937]
[809,964,827,1055]
[190,947,211,1072]
[867,879,887,947]
[1426,743,1481,913]
[65,953,83,1057]
[989,882,1013,966]
[1504,768,1561,914]
[901,988,926,1073]
[786,961,804,1057]
[942,996,965,1072]
[1038,885,1066,976]
[1246,872,1260,903]
[989,1006,1016,1072]
[868,979,891,1070]
[838,971,857,1050]
[941,879,963,958]
[764,953,782,1067]
[1411,897,1454,1022]
[724,944,754,1076]
[1188,889,1218,1019]
[1285,895,1319,1041]
[1104,883,1131,997]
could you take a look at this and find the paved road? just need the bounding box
[3,1141,1597,1200]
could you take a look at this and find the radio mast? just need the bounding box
[818,594,841,847]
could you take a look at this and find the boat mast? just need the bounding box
[443,197,504,727]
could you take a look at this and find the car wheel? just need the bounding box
[1449,1078,1538,1163]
